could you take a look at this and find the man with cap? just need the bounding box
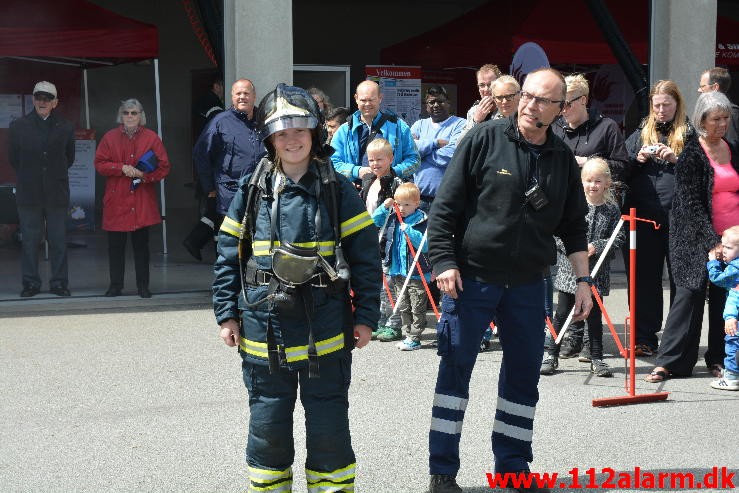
[212,83,380,492]
[8,81,75,297]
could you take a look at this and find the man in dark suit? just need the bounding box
[8,81,75,297]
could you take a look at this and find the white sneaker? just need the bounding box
[397,337,421,351]
[710,377,739,391]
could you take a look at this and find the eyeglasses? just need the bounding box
[520,91,565,107]
[426,99,447,106]
[122,110,140,116]
[698,83,712,90]
[493,92,519,103]
[564,95,585,108]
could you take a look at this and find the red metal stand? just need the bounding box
[592,208,669,407]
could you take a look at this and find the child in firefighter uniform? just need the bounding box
[212,84,380,492]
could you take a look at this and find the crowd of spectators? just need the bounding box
[13,65,739,394]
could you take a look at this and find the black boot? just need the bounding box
[429,474,462,493]
[137,283,152,299]
[182,218,215,261]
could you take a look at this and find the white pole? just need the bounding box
[154,58,168,255]
[83,68,90,129]
[555,218,625,344]
[391,230,428,317]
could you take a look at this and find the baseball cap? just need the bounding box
[33,81,57,99]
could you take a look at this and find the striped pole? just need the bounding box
[627,207,637,396]
[592,208,668,407]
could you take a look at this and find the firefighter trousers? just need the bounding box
[242,353,356,492]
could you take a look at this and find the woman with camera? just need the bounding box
[621,80,694,359]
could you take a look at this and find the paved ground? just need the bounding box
[1,280,737,493]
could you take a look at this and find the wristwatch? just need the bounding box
[575,276,594,286]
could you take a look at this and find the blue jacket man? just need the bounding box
[194,79,265,216]
[330,80,419,184]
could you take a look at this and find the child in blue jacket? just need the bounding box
[372,182,432,349]
[706,224,739,391]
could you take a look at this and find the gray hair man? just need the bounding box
[427,68,590,493]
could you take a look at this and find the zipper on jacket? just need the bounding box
[508,143,533,286]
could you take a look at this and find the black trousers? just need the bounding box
[107,227,150,290]
[655,285,706,376]
[550,291,605,360]
[706,281,729,367]
[621,219,674,350]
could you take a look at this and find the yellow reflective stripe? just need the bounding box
[220,216,242,238]
[240,338,268,359]
[307,483,354,493]
[284,333,345,362]
[316,241,335,256]
[242,332,344,362]
[306,463,356,482]
[252,240,272,256]
[248,465,292,492]
[316,333,345,356]
[306,463,356,492]
[340,211,373,239]
[249,483,292,493]
[251,240,336,257]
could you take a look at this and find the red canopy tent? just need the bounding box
[0,0,168,249]
[381,0,737,69]
[0,0,157,61]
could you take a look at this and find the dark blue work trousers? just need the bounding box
[429,278,545,475]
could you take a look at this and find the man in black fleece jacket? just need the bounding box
[426,68,591,493]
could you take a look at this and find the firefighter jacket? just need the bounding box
[212,158,381,368]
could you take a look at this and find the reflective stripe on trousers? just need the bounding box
[247,465,292,492]
[429,278,545,475]
[306,463,356,492]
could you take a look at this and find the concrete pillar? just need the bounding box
[650,0,717,114]
[223,0,293,104]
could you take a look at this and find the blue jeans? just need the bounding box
[724,334,739,376]
[17,205,68,289]
[429,278,546,475]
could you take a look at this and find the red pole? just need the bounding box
[592,208,668,407]
[628,207,637,396]
[382,273,395,309]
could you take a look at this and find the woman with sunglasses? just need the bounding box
[549,73,628,360]
[491,75,521,119]
[94,99,171,298]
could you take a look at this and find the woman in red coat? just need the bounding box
[94,99,171,298]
